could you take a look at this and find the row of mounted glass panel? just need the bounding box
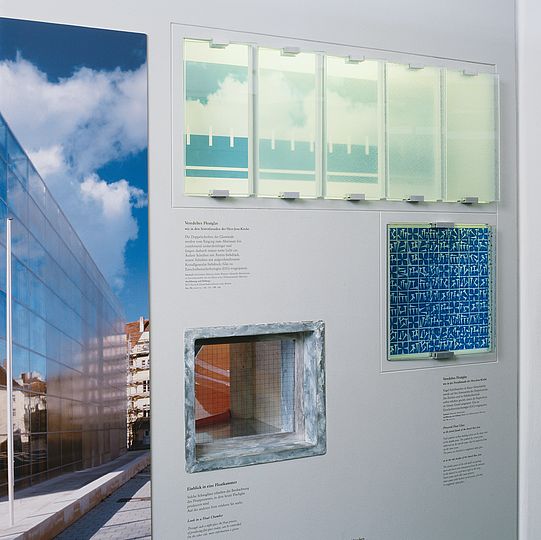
[184,39,499,202]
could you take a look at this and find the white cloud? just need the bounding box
[258,70,316,142]
[0,56,147,289]
[27,145,65,177]
[79,174,146,289]
[187,70,319,142]
[326,90,378,145]
[187,68,378,147]
[186,76,249,137]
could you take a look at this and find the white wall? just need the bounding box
[517,2,541,539]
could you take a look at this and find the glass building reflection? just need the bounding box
[0,113,126,495]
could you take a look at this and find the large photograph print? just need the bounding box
[0,16,149,513]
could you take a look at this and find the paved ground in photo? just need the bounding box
[55,467,151,540]
[0,451,149,540]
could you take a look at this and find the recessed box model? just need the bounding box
[184,321,326,472]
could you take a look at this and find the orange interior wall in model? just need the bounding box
[195,343,231,425]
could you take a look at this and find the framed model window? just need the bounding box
[184,321,326,472]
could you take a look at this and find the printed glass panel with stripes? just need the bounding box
[388,224,494,360]
[257,48,319,198]
[325,56,382,199]
[184,39,251,196]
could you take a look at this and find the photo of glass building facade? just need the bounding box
[0,112,127,495]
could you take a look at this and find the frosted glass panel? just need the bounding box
[386,64,442,201]
[325,57,381,199]
[257,49,318,198]
[445,71,498,202]
[184,40,251,196]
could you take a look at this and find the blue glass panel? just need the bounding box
[11,218,28,267]
[0,202,6,249]
[28,198,46,246]
[0,159,7,204]
[12,344,29,381]
[30,352,47,387]
[12,257,29,306]
[29,312,47,356]
[26,235,46,280]
[6,130,28,187]
[0,116,7,162]
[8,170,28,224]
[28,273,46,318]
[388,224,493,358]
[13,301,29,348]
[28,166,46,210]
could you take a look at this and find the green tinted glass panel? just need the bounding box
[257,48,318,198]
[386,64,442,201]
[325,57,381,199]
[445,71,498,202]
[184,39,251,196]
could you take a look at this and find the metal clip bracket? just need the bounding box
[281,47,301,57]
[209,40,229,49]
[431,222,455,229]
[346,55,366,64]
[460,196,479,205]
[279,191,300,200]
[430,351,455,360]
[344,193,366,201]
[405,195,424,203]
[208,189,230,198]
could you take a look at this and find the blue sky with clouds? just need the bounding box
[0,18,148,322]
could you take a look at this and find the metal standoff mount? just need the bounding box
[462,69,479,76]
[430,221,455,229]
[209,40,229,49]
[279,191,300,200]
[281,47,301,57]
[460,196,479,205]
[344,193,366,201]
[405,194,424,203]
[430,351,455,360]
[208,189,230,198]
[346,55,366,64]
[408,63,425,70]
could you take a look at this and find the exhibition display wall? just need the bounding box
[1,1,519,539]
[170,20,515,540]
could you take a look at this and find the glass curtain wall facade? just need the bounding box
[0,113,126,495]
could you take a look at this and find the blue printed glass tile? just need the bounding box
[388,224,493,359]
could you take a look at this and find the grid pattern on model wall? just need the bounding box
[194,338,296,443]
[388,225,492,357]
